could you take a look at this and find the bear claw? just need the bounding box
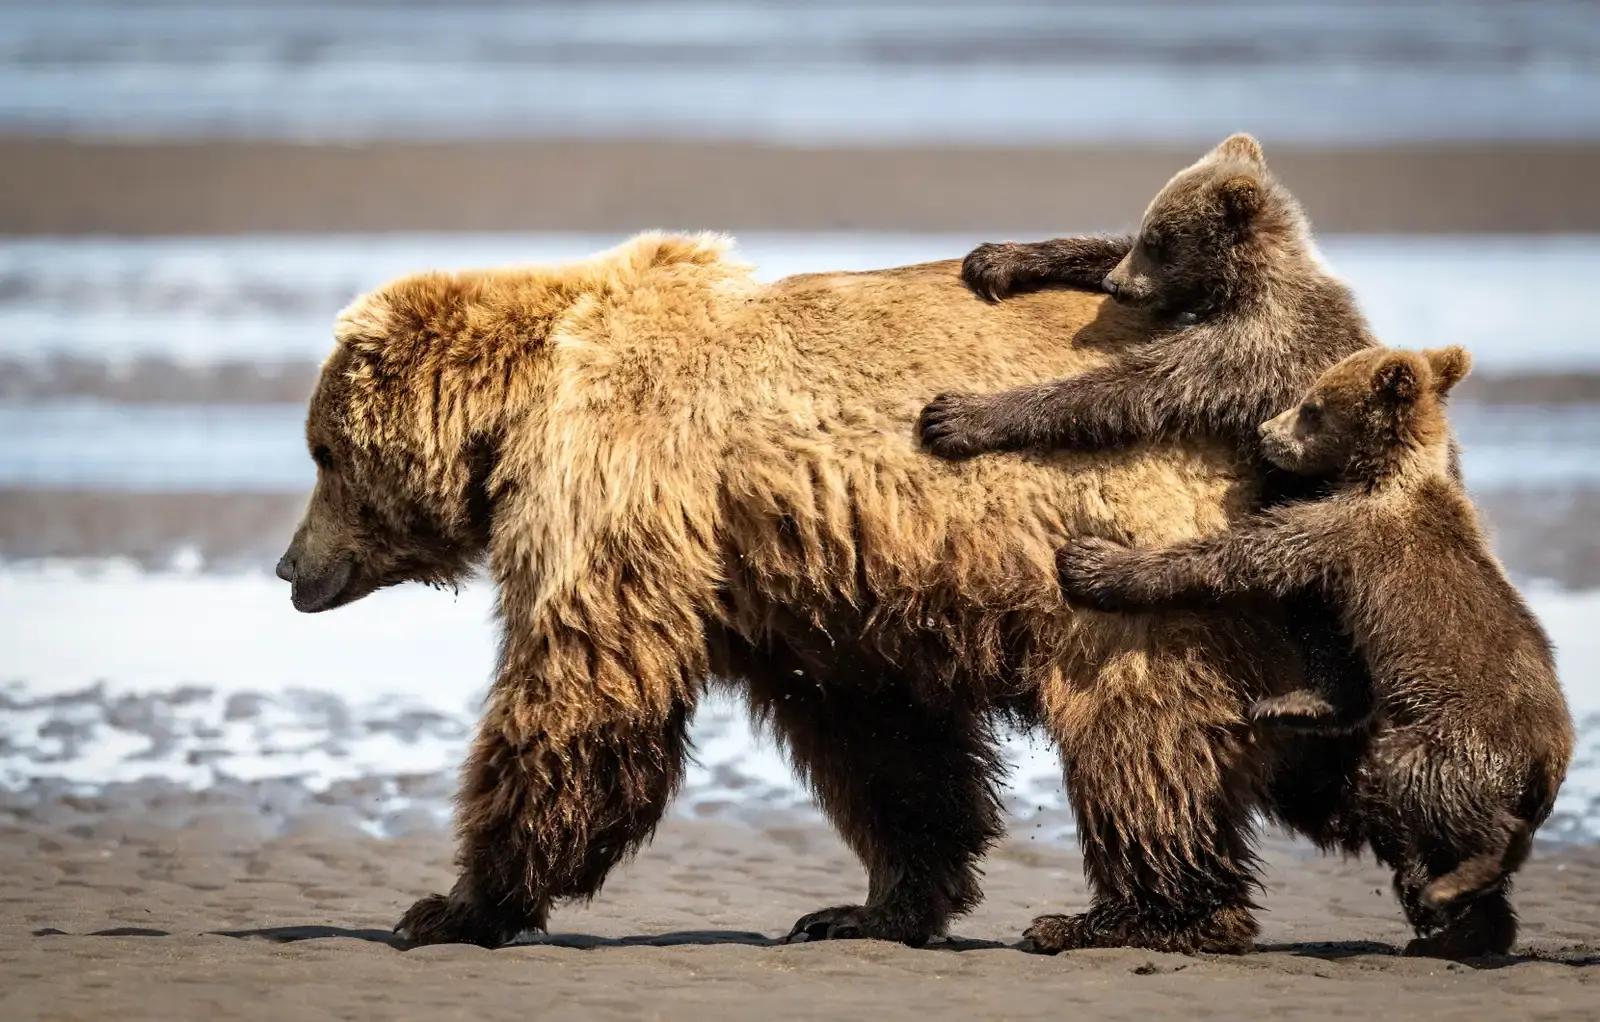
[918,393,1002,460]
[394,892,511,949]
[1021,913,1086,954]
[783,904,930,946]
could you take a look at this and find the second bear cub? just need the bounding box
[1056,346,1574,957]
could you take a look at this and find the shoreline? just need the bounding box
[5,136,1600,235]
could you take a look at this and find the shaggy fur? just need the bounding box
[278,233,1320,954]
[1057,347,1575,958]
[933,133,1381,764]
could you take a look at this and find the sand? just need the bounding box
[5,137,1600,235]
[3,792,1598,1021]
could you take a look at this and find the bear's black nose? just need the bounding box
[1102,276,1120,297]
[275,554,297,582]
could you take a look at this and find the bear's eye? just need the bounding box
[1141,230,1165,258]
[1299,404,1322,429]
[311,444,335,471]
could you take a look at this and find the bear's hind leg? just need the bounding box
[1035,638,1264,955]
[743,663,1005,946]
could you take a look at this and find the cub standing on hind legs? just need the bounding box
[1057,346,1574,958]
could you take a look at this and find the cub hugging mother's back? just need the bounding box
[277,230,1323,953]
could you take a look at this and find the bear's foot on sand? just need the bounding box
[783,904,933,946]
[1022,903,1257,955]
[1402,891,1517,960]
[394,891,532,949]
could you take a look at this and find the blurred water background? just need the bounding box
[4,1,1599,142]
[1,1,1596,841]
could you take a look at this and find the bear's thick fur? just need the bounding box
[278,233,1314,953]
[1057,346,1574,957]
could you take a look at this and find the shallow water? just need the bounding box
[3,2,1597,142]
[0,564,1595,843]
[1,233,1597,368]
[4,399,1596,494]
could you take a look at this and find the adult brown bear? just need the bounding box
[276,233,1308,953]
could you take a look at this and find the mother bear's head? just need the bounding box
[275,233,737,612]
[276,281,495,612]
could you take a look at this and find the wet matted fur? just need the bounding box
[278,233,1314,953]
[1058,346,1575,958]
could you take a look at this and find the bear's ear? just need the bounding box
[1217,175,1262,226]
[1210,133,1265,167]
[1371,352,1422,407]
[1423,345,1472,395]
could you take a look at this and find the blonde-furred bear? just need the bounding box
[277,232,1313,953]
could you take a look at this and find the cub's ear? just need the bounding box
[1217,175,1262,226]
[1423,345,1472,395]
[1371,352,1422,407]
[1210,132,1265,167]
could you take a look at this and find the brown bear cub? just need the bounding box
[921,132,1373,460]
[1057,346,1575,958]
[923,132,1381,741]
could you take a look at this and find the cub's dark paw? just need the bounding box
[961,242,1026,301]
[784,904,930,946]
[918,392,1005,460]
[395,892,515,949]
[1021,913,1088,954]
[1055,537,1132,610]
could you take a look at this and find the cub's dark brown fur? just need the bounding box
[1058,347,1575,958]
[931,133,1383,836]
[922,133,1374,459]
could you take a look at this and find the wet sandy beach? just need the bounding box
[5,796,1599,1021]
[6,137,1600,235]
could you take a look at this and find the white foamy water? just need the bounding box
[1,565,1595,841]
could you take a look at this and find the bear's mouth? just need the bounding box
[290,558,366,613]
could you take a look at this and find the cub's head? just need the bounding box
[275,275,511,612]
[1258,345,1471,483]
[1103,133,1310,320]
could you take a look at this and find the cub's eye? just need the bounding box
[1141,231,1165,257]
[311,444,335,470]
[1298,404,1322,428]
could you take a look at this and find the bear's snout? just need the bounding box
[285,556,356,614]
[276,533,360,613]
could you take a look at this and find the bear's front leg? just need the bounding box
[396,695,695,948]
